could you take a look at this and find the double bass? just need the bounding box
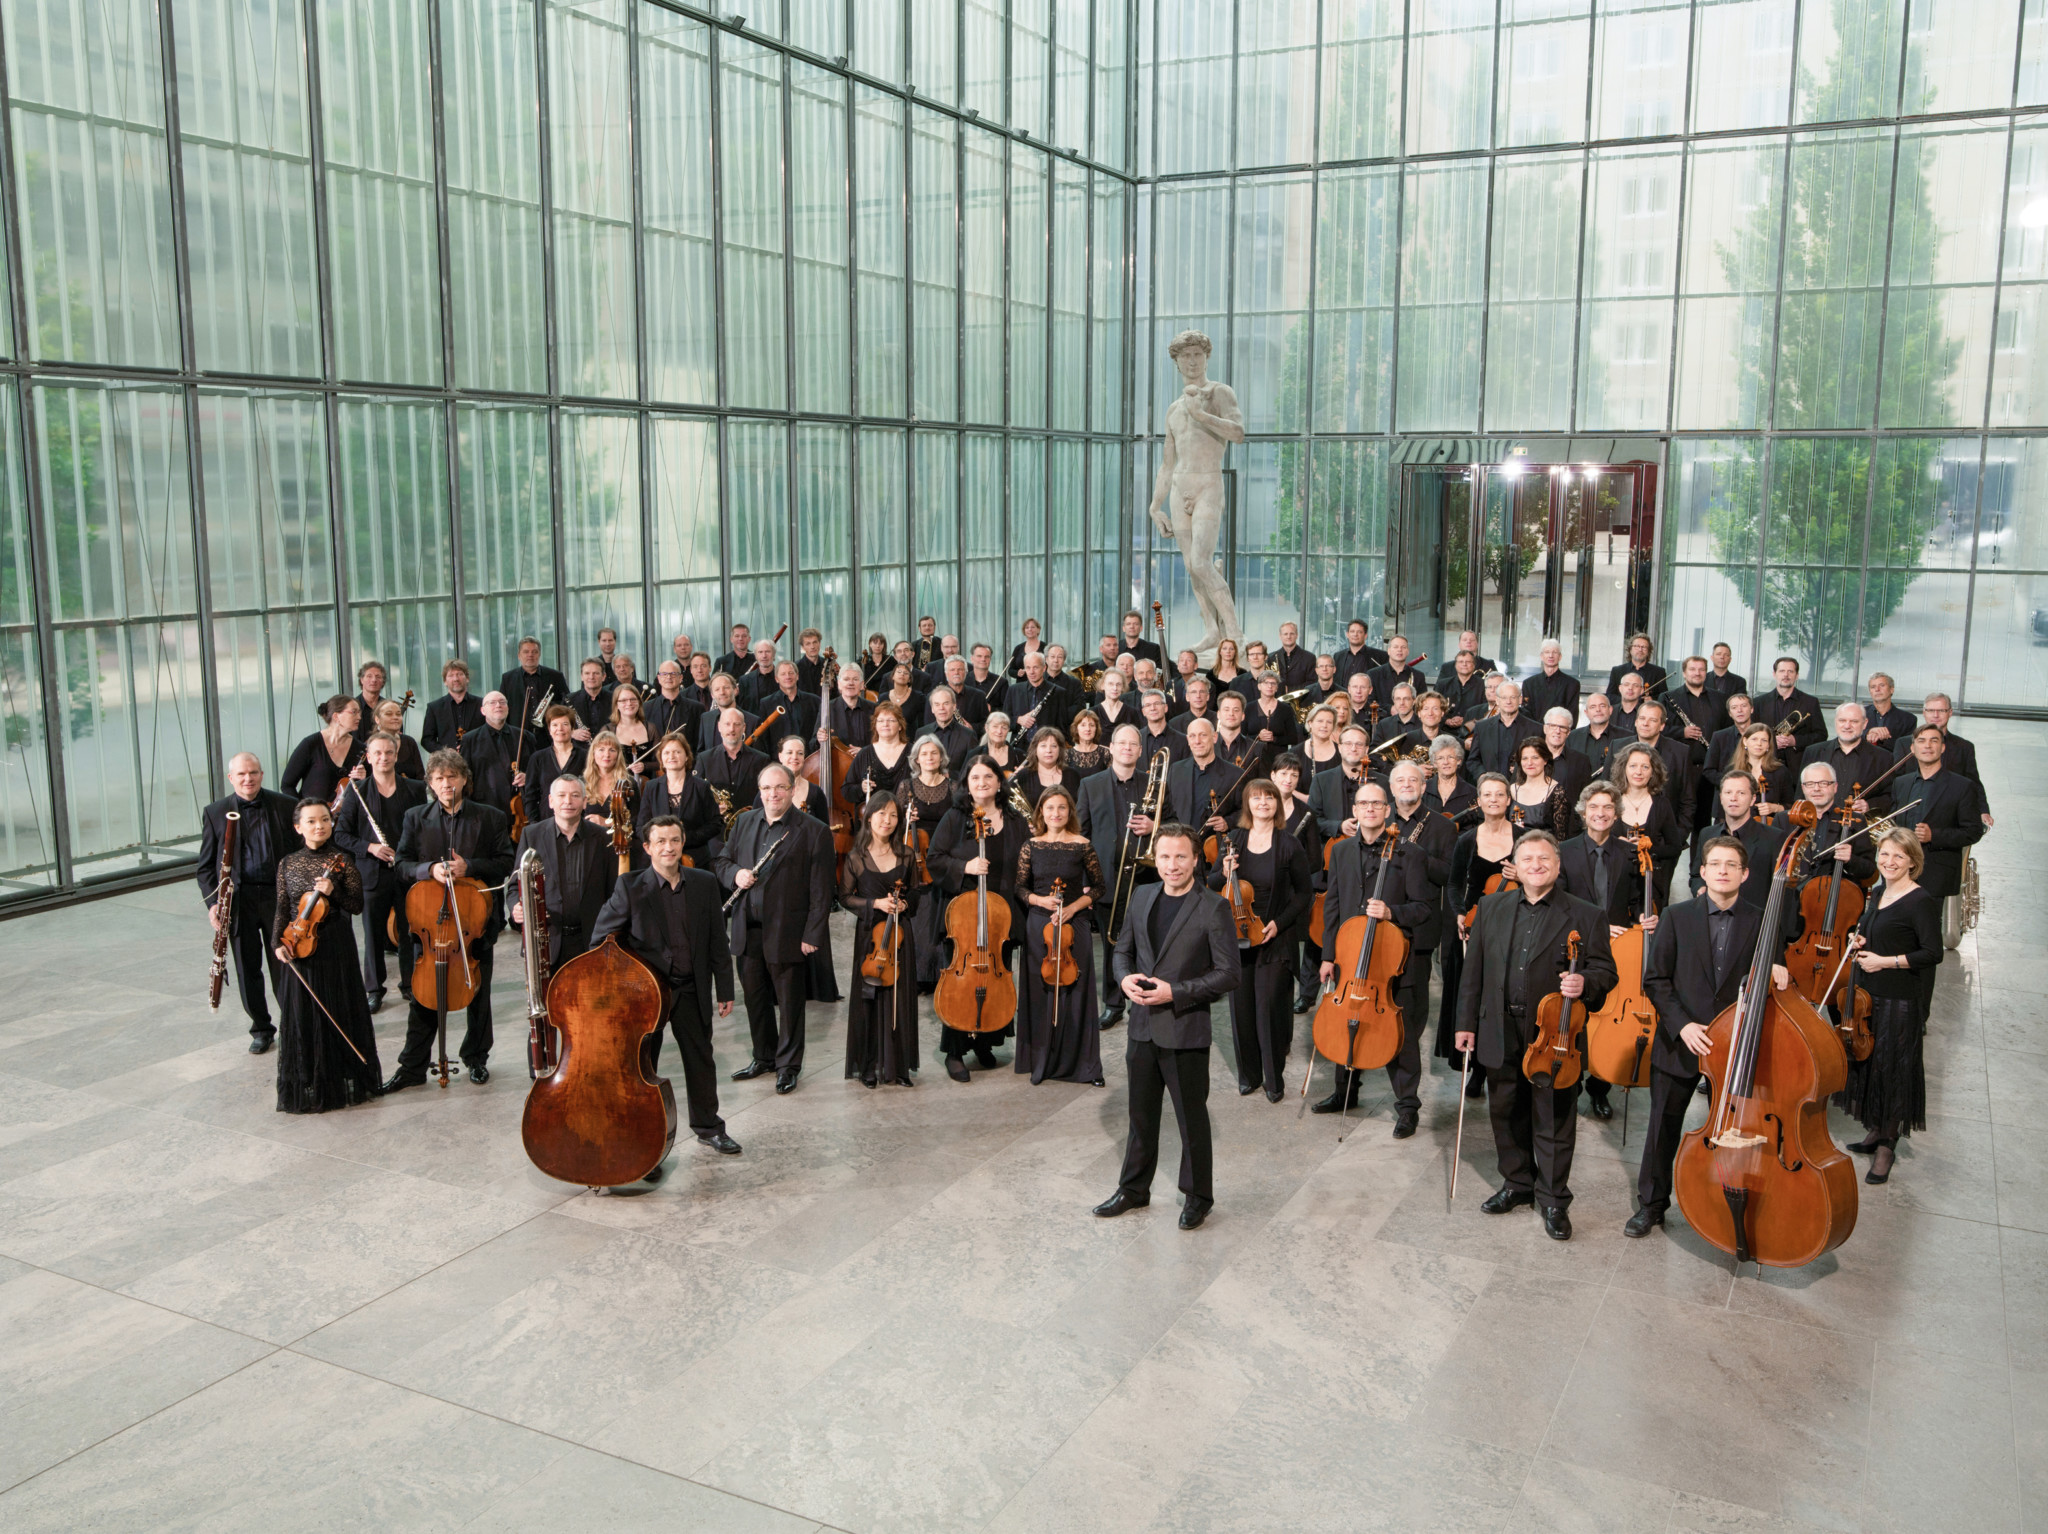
[520,936,677,1188]
[933,809,1016,1034]
[406,871,493,1088]
[803,649,855,865]
[1674,800,1858,1271]
[1584,829,1658,1096]
[1521,931,1587,1091]
[1306,825,1409,1119]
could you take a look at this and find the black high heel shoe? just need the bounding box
[1866,1143,1895,1184]
[1846,1136,1879,1155]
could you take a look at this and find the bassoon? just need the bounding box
[208,811,239,1009]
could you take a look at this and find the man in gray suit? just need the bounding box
[1095,823,1242,1229]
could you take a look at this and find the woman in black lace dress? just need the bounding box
[1065,708,1109,780]
[1509,737,1577,838]
[1209,778,1312,1101]
[1015,727,1078,811]
[270,798,382,1113]
[841,794,922,1088]
[1838,827,1944,1185]
[1015,787,1106,1085]
[900,737,958,993]
[929,756,1026,1080]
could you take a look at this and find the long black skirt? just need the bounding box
[846,919,921,1086]
[1836,995,1927,1138]
[1434,937,1467,1062]
[937,938,1020,1057]
[276,924,383,1114]
[1018,913,1102,1084]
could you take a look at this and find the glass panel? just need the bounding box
[963,433,1002,643]
[792,64,850,414]
[1320,0,1403,163]
[655,579,722,660]
[913,0,958,106]
[37,384,195,623]
[1408,0,1497,156]
[1088,440,1124,640]
[548,0,635,399]
[1304,440,1389,651]
[1055,0,1087,148]
[2025,0,2048,107]
[199,393,331,627]
[912,108,957,422]
[1963,438,2048,708]
[790,0,847,60]
[560,413,641,662]
[966,0,1005,122]
[1906,0,2021,113]
[458,403,553,675]
[727,419,790,628]
[1009,437,1045,634]
[1149,180,1230,433]
[1759,437,1876,690]
[1094,0,1130,169]
[1051,164,1087,432]
[856,88,906,418]
[0,628,56,894]
[1012,0,1050,141]
[914,429,958,633]
[640,7,716,405]
[1674,135,1783,430]
[722,39,787,411]
[1156,0,1233,175]
[969,132,1012,426]
[1775,128,1892,429]
[857,427,903,566]
[1312,166,1396,434]
[1485,153,1584,431]
[1397,160,1488,432]
[1238,0,1316,170]
[1659,437,1761,680]
[349,599,458,710]
[339,398,451,604]
[212,607,337,775]
[1092,179,1127,434]
[7,0,177,365]
[797,425,849,643]
[1232,174,1310,435]
[1992,125,2047,428]
[1881,122,2004,429]
[650,415,718,583]
[1855,436,1975,696]
[1591,0,1689,140]
[1497,0,1592,149]
[1690,0,1794,133]
[1796,0,1906,123]
[444,0,546,392]
[1578,146,1680,431]
[857,0,903,81]
[320,0,439,386]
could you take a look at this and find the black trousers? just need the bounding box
[1487,1047,1579,1209]
[1227,941,1295,1094]
[1635,1064,1699,1215]
[1296,938,1322,1007]
[645,979,725,1137]
[227,887,282,1037]
[1118,1036,1213,1202]
[360,879,411,996]
[740,945,808,1073]
[1098,927,1125,1016]
[397,948,495,1073]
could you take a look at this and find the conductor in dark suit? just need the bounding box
[592,815,741,1155]
[715,764,836,1093]
[197,752,303,1051]
[510,775,617,969]
[1455,831,1618,1241]
[1094,824,1242,1230]
[1629,835,1793,1237]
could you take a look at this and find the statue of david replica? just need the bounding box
[1147,329,1245,662]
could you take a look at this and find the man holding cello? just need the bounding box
[385,749,514,1091]
[1455,832,1618,1241]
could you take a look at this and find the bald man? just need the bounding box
[197,753,303,1051]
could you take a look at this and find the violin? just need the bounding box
[1785,797,1866,1013]
[609,785,633,875]
[509,685,533,841]
[1522,930,1587,1090]
[1584,829,1658,1091]
[861,878,907,989]
[1220,838,1264,946]
[520,937,677,1188]
[281,853,350,959]
[1310,825,1410,1094]
[1040,877,1080,987]
[405,871,493,1088]
[933,808,1017,1034]
[1674,801,1858,1270]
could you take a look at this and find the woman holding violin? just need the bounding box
[270,798,382,1112]
[1509,738,1576,838]
[929,755,1027,1081]
[900,737,958,993]
[281,695,365,804]
[1440,771,1521,1088]
[860,631,894,691]
[1837,827,1943,1186]
[1210,777,1312,1102]
[636,733,721,866]
[1613,742,1685,904]
[840,794,923,1088]
[522,705,587,827]
[843,701,912,811]
[582,731,630,827]
[1013,786,1107,1086]
[776,733,843,1006]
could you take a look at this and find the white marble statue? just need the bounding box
[1147,329,1245,661]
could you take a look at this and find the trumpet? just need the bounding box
[530,685,557,727]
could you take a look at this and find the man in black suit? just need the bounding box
[757,660,821,749]
[644,660,705,745]
[697,674,760,757]
[197,752,302,1051]
[1565,691,1623,780]
[566,658,613,741]
[592,815,741,1156]
[1704,642,1746,698]
[1664,655,1726,783]
[1364,634,1428,717]
[1435,630,1497,684]
[922,633,962,690]
[1310,725,1372,840]
[1905,693,1990,821]
[332,731,428,1011]
[1862,671,1914,752]
[1455,832,1619,1241]
[1470,679,1543,775]
[510,775,617,971]
[701,708,771,818]
[420,660,486,754]
[1606,632,1668,701]
[916,688,978,770]
[716,765,835,1093]
[1802,702,1892,816]
[1687,771,1787,907]
[1892,724,1988,900]
[499,637,571,752]
[1542,710,1592,808]
[385,749,516,1089]
[1005,651,1070,742]
[1610,670,1646,738]
[459,692,523,826]
[714,623,754,683]
[1700,690,1756,820]
[1629,835,1793,1237]
[1166,718,1241,845]
[1095,823,1241,1229]
[736,642,782,712]
[1137,689,1190,770]
[1438,650,1488,732]
[1520,638,1581,723]
[1272,621,1317,691]
[907,616,941,675]
[1331,619,1386,690]
[1080,724,1159,1029]
[1388,757,1456,1028]
[1116,609,1163,668]
[1754,656,1824,759]
[1632,701,1695,843]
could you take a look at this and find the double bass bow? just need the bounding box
[281,853,351,959]
[1304,824,1409,1129]
[933,809,1017,1035]
[1674,800,1858,1271]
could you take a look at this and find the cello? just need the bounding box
[1585,829,1659,1101]
[1674,800,1858,1271]
[1522,931,1587,1091]
[933,809,1017,1034]
[1784,797,1865,1012]
[405,871,493,1088]
[1306,825,1410,1122]
[520,936,677,1188]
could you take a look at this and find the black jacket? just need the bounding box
[1564,723,1625,780]
[644,691,705,745]
[1891,766,1986,899]
[1687,815,1788,907]
[714,807,835,961]
[1309,762,1369,841]
[1470,712,1543,776]
[514,818,619,964]
[197,789,302,918]
[1664,685,1727,763]
[395,796,515,943]
[1437,672,1489,729]
[521,742,589,828]
[1754,687,1825,756]
[1111,883,1243,1049]
[636,773,724,861]
[1558,831,1649,928]
[1455,889,1619,1070]
[498,665,572,745]
[592,866,735,1027]
[1331,645,1387,689]
[331,775,428,895]
[1325,831,1435,954]
[697,705,761,758]
[1802,738,1893,815]
[1208,828,1313,945]
[1393,805,1456,949]
[1607,660,1669,701]
[459,725,523,823]
[421,692,486,755]
[1642,896,1772,1077]
[1520,669,1581,724]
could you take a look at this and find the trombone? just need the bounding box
[1105,749,1169,944]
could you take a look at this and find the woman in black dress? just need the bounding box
[1301,705,1343,776]
[860,631,893,691]
[1441,772,1520,1083]
[1015,787,1107,1085]
[1208,638,1252,705]
[367,698,426,780]
[1510,737,1576,838]
[270,798,382,1113]
[882,664,926,735]
[776,733,842,1005]
[1005,617,1046,682]
[841,794,922,1088]
[1424,737,1476,819]
[1090,669,1138,742]
[929,756,1026,1080]
[843,701,912,810]
[281,695,365,804]
[899,736,959,993]
[1015,727,1078,811]
[1248,669,1302,753]
[975,712,1022,782]
[1613,743,1684,903]
[1269,752,1324,1016]
[522,705,587,827]
[636,733,721,867]
[1839,827,1943,1185]
[1738,723,1796,821]
[1210,777,1313,1101]
[1065,708,1109,779]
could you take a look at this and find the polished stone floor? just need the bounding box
[1,720,2042,1533]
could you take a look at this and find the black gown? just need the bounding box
[1836,886,1942,1139]
[1065,744,1109,781]
[1511,779,1576,838]
[1438,827,1517,1061]
[1014,838,1106,1085]
[929,804,1026,1058]
[899,774,959,988]
[281,730,363,803]
[271,849,383,1113]
[840,850,923,1086]
[843,742,912,809]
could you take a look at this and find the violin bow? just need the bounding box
[280,956,370,1065]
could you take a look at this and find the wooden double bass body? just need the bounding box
[1674,801,1857,1270]
[521,937,677,1188]
[1584,830,1658,1091]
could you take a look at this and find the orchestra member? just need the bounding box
[1736,722,1795,821]
[1014,726,1078,811]
[796,626,828,693]
[281,695,364,804]
[421,660,485,753]
[1299,704,1341,774]
[1444,772,1520,1093]
[714,622,754,682]
[1365,634,1425,717]
[645,660,704,745]
[917,687,977,768]
[1909,694,1989,822]
[1704,642,1746,697]
[1439,650,1486,733]
[1803,702,1891,816]
[1837,828,1944,1186]
[1208,637,1251,704]
[1509,737,1575,838]
[929,756,1028,1080]
[1117,608,1163,666]
[1079,723,1155,1032]
[758,660,820,747]
[696,672,759,756]
[1016,786,1108,1086]
[331,731,426,1011]
[702,706,771,821]
[270,798,382,1112]
[636,733,721,868]
[1521,638,1580,722]
[567,658,612,741]
[1331,618,1386,689]
[370,698,426,781]
[498,638,572,751]
[881,663,926,736]
[1796,764,1876,887]
[1273,622,1316,690]
[1066,706,1109,778]
[1138,688,1190,768]
[1541,709,1590,807]
[1557,781,1650,1122]
[1249,669,1301,752]
[844,700,913,810]
[1423,737,1475,819]
[521,706,587,828]
[841,794,923,1090]
[977,711,1022,780]
[900,735,960,994]
[459,692,523,822]
[1470,679,1542,776]
[1005,617,1048,683]
[1209,778,1311,1104]
[738,641,782,710]
[1891,723,1987,901]
[1863,671,1913,750]
[1565,690,1622,780]
[1754,656,1824,758]
[1614,741,1688,906]
[1687,769,1786,909]
[198,752,302,1052]
[609,681,655,777]
[511,775,616,968]
[353,658,390,723]
[1606,631,1667,700]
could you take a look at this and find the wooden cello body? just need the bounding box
[521,936,677,1188]
[1784,803,1865,1011]
[406,873,493,1086]
[1584,831,1657,1090]
[1311,827,1409,1076]
[1674,802,1857,1270]
[933,810,1016,1033]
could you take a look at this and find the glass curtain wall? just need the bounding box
[0,0,1132,904]
[1133,0,2048,712]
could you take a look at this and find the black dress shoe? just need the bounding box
[1098,1010,1123,1030]
[696,1131,743,1155]
[973,1043,1000,1070]
[946,1055,972,1083]
[366,990,386,1015]
[468,1064,489,1084]
[249,1035,274,1055]
[1623,1206,1664,1238]
[1292,996,1315,1015]
[1179,1197,1213,1230]
[775,1070,799,1094]
[1265,1085,1284,1103]
[1238,1079,1257,1096]
[1310,1089,1360,1115]
[1542,1205,1572,1241]
[1392,1113,1419,1140]
[1093,1190,1149,1217]
[1586,1095,1614,1121]
[731,1059,771,1081]
[1480,1187,1535,1215]
[1463,1071,1487,1099]
[642,1161,666,1183]
[381,1072,425,1093]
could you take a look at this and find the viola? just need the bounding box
[933,808,1016,1034]
[861,878,907,989]
[1785,799,1866,1013]
[281,853,350,959]
[1040,876,1080,987]
[1220,838,1264,947]
[1584,829,1658,1091]
[1310,825,1410,1092]
[1522,930,1587,1091]
[1674,801,1858,1271]
[406,871,493,1088]
[520,937,677,1188]
[609,785,634,875]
